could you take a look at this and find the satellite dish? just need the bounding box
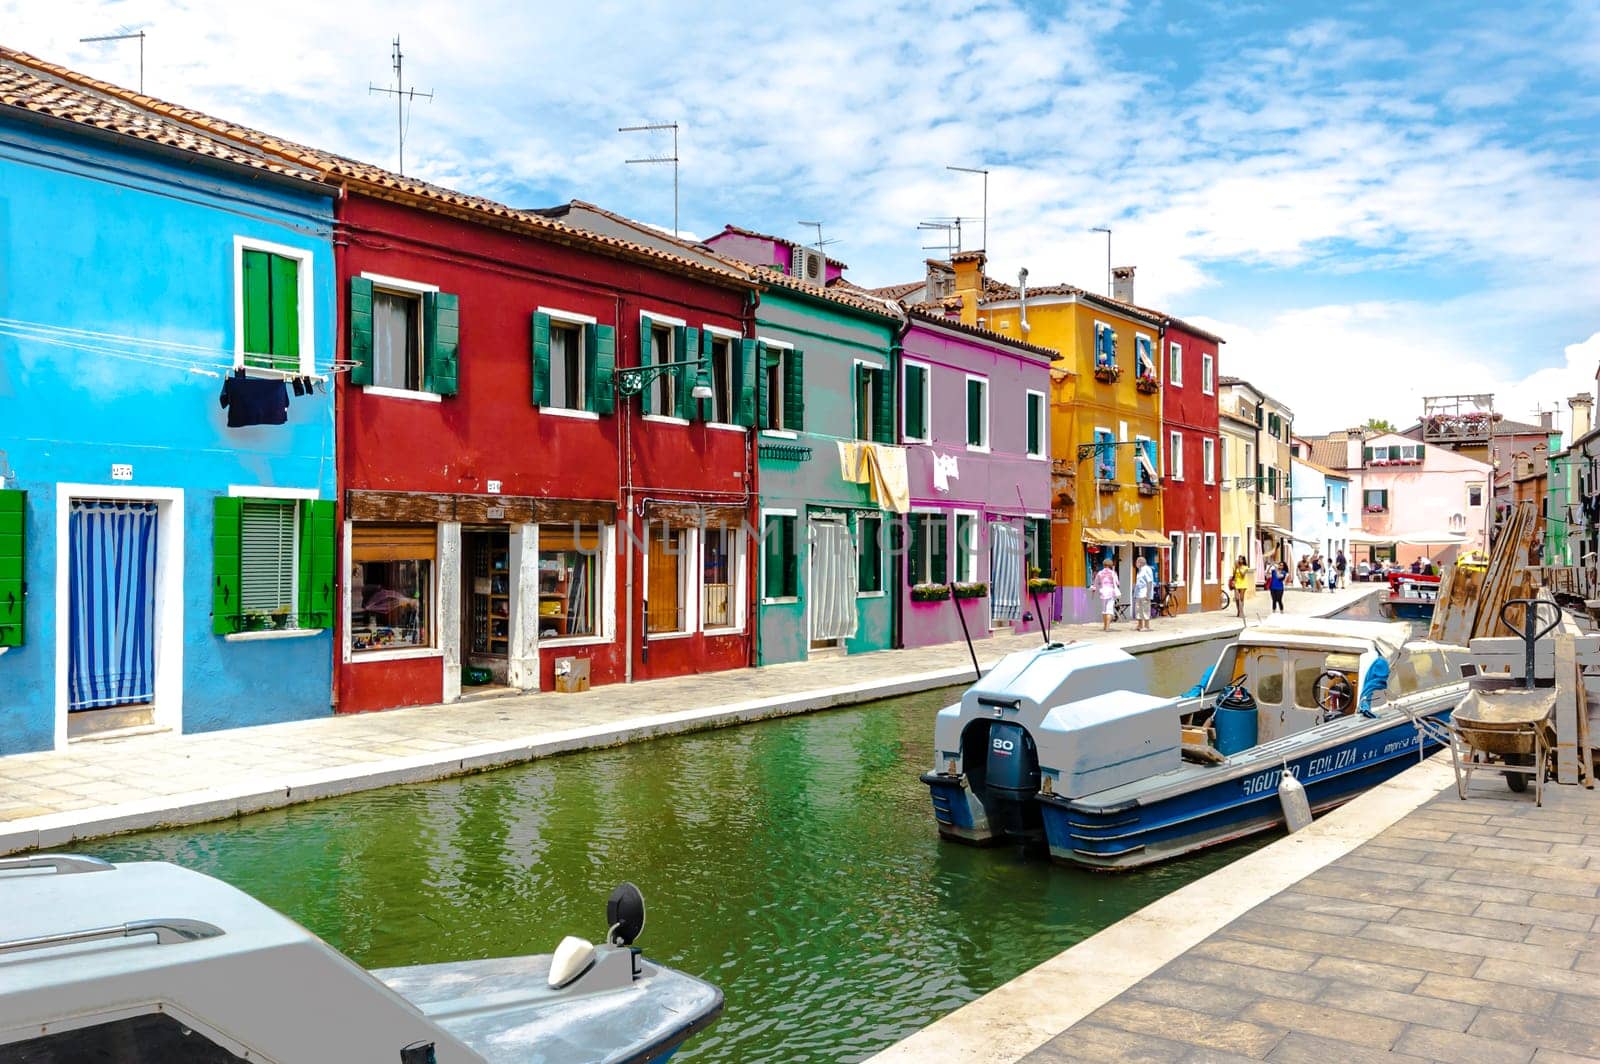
[606,882,646,946]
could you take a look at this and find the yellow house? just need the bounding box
[1219,406,1258,581]
[947,256,1167,607]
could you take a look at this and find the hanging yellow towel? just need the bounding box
[838,441,868,484]
[863,444,911,514]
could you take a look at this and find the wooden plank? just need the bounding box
[533,498,618,525]
[346,490,456,522]
[1555,633,1579,785]
[1577,663,1594,788]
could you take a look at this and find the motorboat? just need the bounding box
[0,855,721,1062]
[922,620,1466,870]
[1381,570,1441,621]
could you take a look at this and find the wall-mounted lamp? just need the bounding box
[614,359,713,401]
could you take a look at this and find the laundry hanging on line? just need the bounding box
[219,370,289,427]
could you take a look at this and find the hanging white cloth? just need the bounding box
[933,453,961,493]
[810,519,859,641]
[990,521,1023,622]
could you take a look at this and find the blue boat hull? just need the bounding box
[1041,712,1450,870]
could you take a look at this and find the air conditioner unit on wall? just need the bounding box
[790,244,825,283]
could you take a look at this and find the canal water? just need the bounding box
[80,636,1251,1062]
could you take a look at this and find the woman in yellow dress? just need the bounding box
[1231,556,1252,620]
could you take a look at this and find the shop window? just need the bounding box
[857,514,884,593]
[763,514,798,599]
[646,525,689,634]
[539,524,604,640]
[703,526,736,628]
[350,524,435,651]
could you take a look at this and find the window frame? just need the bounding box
[854,358,887,442]
[1203,437,1216,484]
[701,524,746,634]
[535,523,614,648]
[761,510,800,604]
[1204,532,1219,582]
[758,337,795,436]
[1468,483,1485,507]
[1169,430,1185,481]
[346,521,441,660]
[238,497,299,622]
[1201,352,1214,394]
[1170,531,1185,584]
[1092,320,1116,369]
[537,306,600,419]
[954,509,981,583]
[909,510,949,586]
[1094,426,1117,481]
[225,485,322,640]
[638,309,689,424]
[702,325,744,430]
[1024,389,1047,460]
[965,373,990,452]
[1169,341,1183,386]
[645,524,695,638]
[1134,332,1156,380]
[857,513,885,597]
[233,235,315,377]
[357,271,439,401]
[902,359,932,443]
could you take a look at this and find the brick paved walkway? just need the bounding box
[1022,778,1600,1063]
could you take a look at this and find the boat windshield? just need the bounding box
[1388,649,1452,696]
[1229,647,1283,705]
[1293,652,1361,711]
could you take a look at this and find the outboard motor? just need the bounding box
[983,721,1043,840]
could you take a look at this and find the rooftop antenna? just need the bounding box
[917,217,963,258]
[79,29,145,94]
[620,122,680,237]
[947,165,989,250]
[796,221,839,255]
[369,36,433,176]
[1089,226,1112,296]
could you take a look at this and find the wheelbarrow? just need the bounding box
[1446,599,1562,805]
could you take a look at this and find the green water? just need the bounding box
[82,637,1255,1062]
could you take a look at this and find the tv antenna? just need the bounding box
[369,36,433,176]
[946,165,989,250]
[917,217,963,258]
[80,29,145,94]
[797,221,839,255]
[620,122,680,237]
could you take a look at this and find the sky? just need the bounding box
[8,0,1598,434]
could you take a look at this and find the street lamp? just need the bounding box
[614,359,713,401]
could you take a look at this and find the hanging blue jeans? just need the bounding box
[68,500,159,711]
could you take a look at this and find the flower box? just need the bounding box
[911,583,951,602]
[953,581,988,599]
[1363,505,1387,514]
[1138,480,1161,496]
[1094,363,1122,383]
[1135,375,1159,394]
[1027,577,1057,595]
[1098,480,1121,494]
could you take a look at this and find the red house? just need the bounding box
[1159,317,1225,610]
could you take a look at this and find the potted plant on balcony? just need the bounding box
[1093,361,1121,383]
[952,581,988,599]
[1363,504,1387,514]
[1027,575,1057,595]
[1138,476,1161,496]
[911,582,951,602]
[1135,372,1159,394]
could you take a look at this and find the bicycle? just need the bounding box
[1218,587,1232,611]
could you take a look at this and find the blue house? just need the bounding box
[0,49,338,753]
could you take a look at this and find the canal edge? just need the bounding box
[863,754,1456,1064]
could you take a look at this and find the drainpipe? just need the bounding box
[891,315,911,651]
[1017,267,1031,337]
[744,285,762,669]
[620,292,635,685]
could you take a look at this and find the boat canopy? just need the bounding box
[1237,619,1409,661]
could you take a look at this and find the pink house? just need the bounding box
[897,308,1055,648]
[1347,431,1492,564]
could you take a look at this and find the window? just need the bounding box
[1364,489,1389,512]
[1026,516,1052,579]
[703,526,736,628]
[1094,428,1116,480]
[903,362,930,442]
[1137,437,1159,486]
[1244,443,1255,485]
[1169,431,1184,480]
[759,342,803,431]
[1093,322,1117,369]
[1169,342,1183,386]
[1135,334,1156,381]
[955,513,979,582]
[909,512,948,585]
[13,1011,252,1062]
[533,311,615,415]
[647,525,689,633]
[239,243,303,373]
[538,524,604,640]
[1203,437,1216,484]
[704,335,744,424]
[966,376,989,449]
[240,499,296,624]
[855,363,891,443]
[858,514,883,593]
[1468,483,1485,507]
[1026,391,1046,458]
[763,514,798,600]
[350,524,435,651]
[371,287,422,391]
[651,322,679,417]
[1267,412,1283,440]
[1170,532,1185,584]
[1201,352,1214,394]
[1204,532,1218,582]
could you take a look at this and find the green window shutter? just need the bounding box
[531,311,552,407]
[0,489,24,647]
[269,253,300,369]
[677,327,698,417]
[639,316,655,415]
[1106,329,1118,365]
[931,517,948,584]
[297,499,336,629]
[758,344,774,430]
[909,515,926,584]
[967,379,982,445]
[736,338,758,427]
[905,364,926,439]
[873,367,894,445]
[422,291,459,396]
[587,324,616,414]
[784,348,805,431]
[857,515,882,593]
[242,250,272,364]
[348,277,374,386]
[782,517,798,596]
[1033,518,1053,578]
[1027,396,1041,454]
[763,517,783,598]
[1255,404,1264,427]
[212,496,243,635]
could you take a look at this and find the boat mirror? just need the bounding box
[607,881,647,946]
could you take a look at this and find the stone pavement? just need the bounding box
[0,584,1370,854]
[1020,775,1600,1063]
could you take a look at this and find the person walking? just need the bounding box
[1335,550,1347,588]
[1311,553,1324,593]
[1093,556,1121,632]
[1267,562,1286,612]
[1231,556,1251,620]
[1133,556,1155,631]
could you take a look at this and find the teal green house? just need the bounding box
[704,230,902,664]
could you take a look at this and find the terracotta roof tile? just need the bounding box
[0,46,757,291]
[715,223,848,269]
[749,266,902,320]
[904,303,1060,362]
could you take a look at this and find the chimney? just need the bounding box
[1569,393,1593,441]
[1540,410,1555,430]
[951,250,986,326]
[925,259,954,301]
[1112,265,1136,304]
